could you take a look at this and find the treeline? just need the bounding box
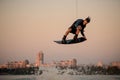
[0,67,39,75]
[56,65,120,75]
[1,66,120,75]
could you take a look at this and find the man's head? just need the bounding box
[83,17,91,25]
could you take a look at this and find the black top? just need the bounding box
[70,19,86,36]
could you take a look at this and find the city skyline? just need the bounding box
[0,51,119,66]
[0,0,120,64]
[0,51,120,76]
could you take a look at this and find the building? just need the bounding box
[96,61,103,67]
[111,61,120,69]
[35,51,44,67]
[56,58,77,68]
[6,60,29,69]
[0,64,7,68]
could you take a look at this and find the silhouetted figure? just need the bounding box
[62,17,91,43]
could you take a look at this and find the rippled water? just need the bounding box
[0,75,120,80]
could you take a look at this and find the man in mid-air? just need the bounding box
[62,17,91,43]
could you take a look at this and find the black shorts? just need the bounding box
[69,25,76,34]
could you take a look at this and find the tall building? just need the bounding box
[71,58,77,67]
[35,51,44,67]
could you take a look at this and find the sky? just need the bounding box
[0,0,120,65]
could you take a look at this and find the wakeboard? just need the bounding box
[54,37,86,44]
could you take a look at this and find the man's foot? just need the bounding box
[62,39,67,44]
[62,35,67,44]
[73,34,78,42]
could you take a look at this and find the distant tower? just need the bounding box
[71,58,77,67]
[36,51,44,67]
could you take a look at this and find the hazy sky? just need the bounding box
[0,0,120,64]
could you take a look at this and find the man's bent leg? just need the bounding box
[62,28,72,43]
[62,28,72,44]
[73,27,80,42]
[64,28,72,36]
[73,34,78,42]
